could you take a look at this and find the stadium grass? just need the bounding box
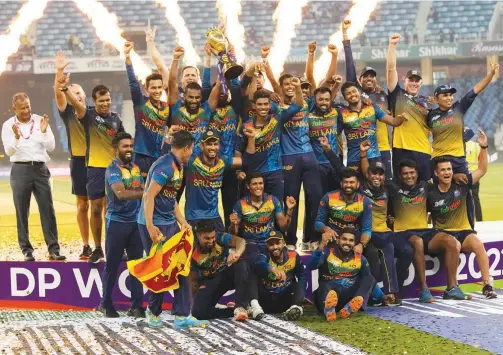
[297,306,492,355]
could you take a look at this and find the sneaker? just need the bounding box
[443,286,472,300]
[369,285,385,306]
[383,293,396,306]
[324,290,338,322]
[127,307,146,318]
[88,247,105,264]
[286,244,296,251]
[247,302,265,320]
[49,252,66,261]
[310,241,319,251]
[173,315,209,330]
[146,308,163,328]
[282,305,303,321]
[482,284,498,299]
[301,243,311,253]
[388,295,402,307]
[234,307,248,321]
[418,287,435,303]
[339,296,363,319]
[79,245,92,260]
[24,252,35,262]
[98,304,120,318]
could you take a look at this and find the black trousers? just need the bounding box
[10,163,59,254]
[258,281,304,314]
[471,182,483,221]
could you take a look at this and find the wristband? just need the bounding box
[360,154,367,158]
[60,87,68,92]
[480,145,488,149]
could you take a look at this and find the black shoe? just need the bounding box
[98,304,120,318]
[79,245,92,260]
[49,252,66,261]
[24,252,35,262]
[483,284,498,299]
[88,248,105,264]
[127,307,146,318]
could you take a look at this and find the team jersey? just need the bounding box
[138,152,183,226]
[81,107,124,168]
[209,105,238,159]
[338,103,386,164]
[308,247,371,285]
[240,102,301,173]
[388,180,429,232]
[279,98,313,155]
[315,190,373,237]
[307,107,340,164]
[256,248,306,293]
[169,99,213,156]
[361,180,391,232]
[428,90,477,158]
[233,194,283,245]
[191,232,232,279]
[184,154,231,221]
[105,159,143,223]
[126,64,169,158]
[389,85,431,154]
[59,104,86,157]
[428,176,473,231]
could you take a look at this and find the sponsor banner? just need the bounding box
[2,60,33,74]
[1,230,502,310]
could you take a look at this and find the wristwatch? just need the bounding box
[480,144,488,149]
[60,87,68,92]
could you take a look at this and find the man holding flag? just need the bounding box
[138,130,207,329]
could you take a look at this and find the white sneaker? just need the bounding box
[247,302,265,320]
[301,243,311,252]
[286,244,296,251]
[282,305,303,320]
[310,241,319,251]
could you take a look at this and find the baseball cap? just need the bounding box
[299,76,312,88]
[200,130,220,143]
[266,230,284,243]
[406,69,422,80]
[360,66,377,77]
[434,84,457,97]
[369,161,385,173]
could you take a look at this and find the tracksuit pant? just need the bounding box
[263,170,285,202]
[102,220,144,310]
[138,223,190,317]
[282,153,322,245]
[313,274,374,313]
[392,232,415,292]
[258,281,304,314]
[222,169,240,229]
[191,260,250,320]
[371,232,399,294]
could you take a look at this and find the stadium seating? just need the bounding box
[0,1,21,34]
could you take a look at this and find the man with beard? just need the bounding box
[190,219,249,321]
[308,227,374,322]
[387,33,432,181]
[255,230,306,320]
[184,130,242,233]
[138,130,206,329]
[387,159,468,302]
[53,51,91,259]
[124,36,169,178]
[428,62,499,175]
[62,77,125,264]
[100,132,144,318]
[339,82,405,172]
[240,84,303,201]
[342,20,392,180]
[429,132,497,299]
[240,63,268,120]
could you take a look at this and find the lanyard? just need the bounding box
[16,120,35,140]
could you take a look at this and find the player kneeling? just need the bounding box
[255,231,306,320]
[190,220,250,321]
[308,227,374,322]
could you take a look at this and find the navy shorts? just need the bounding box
[381,150,392,181]
[447,230,476,245]
[134,153,157,180]
[399,228,440,255]
[188,217,225,234]
[392,148,431,182]
[87,167,106,200]
[70,156,87,197]
[371,231,394,249]
[431,155,469,177]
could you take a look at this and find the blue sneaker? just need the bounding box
[369,285,385,306]
[146,308,163,328]
[443,286,472,300]
[173,315,209,330]
[418,287,435,303]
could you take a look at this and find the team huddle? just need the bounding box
[2,20,499,328]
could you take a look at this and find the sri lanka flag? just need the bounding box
[127,229,194,293]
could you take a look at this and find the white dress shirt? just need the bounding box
[1,114,55,163]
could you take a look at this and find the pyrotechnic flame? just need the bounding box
[156,0,200,66]
[216,0,246,63]
[314,0,380,84]
[72,0,151,81]
[268,0,309,79]
[0,0,49,75]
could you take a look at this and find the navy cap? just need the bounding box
[369,161,385,173]
[434,84,457,97]
[406,69,422,79]
[200,130,220,143]
[266,230,284,243]
[299,76,312,87]
[360,66,377,77]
